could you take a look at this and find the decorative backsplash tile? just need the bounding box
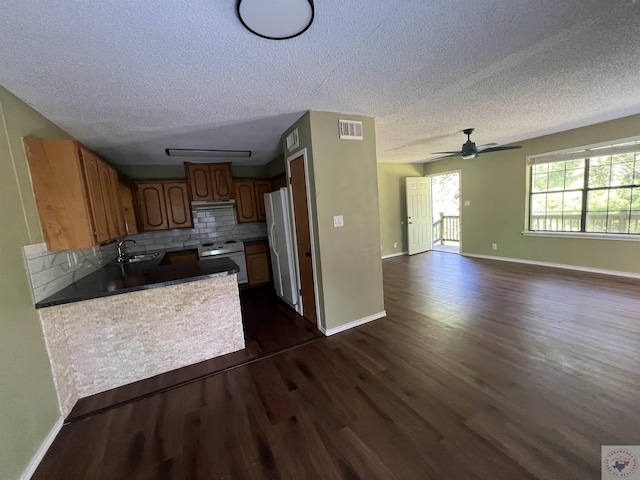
[22,207,266,303]
[125,207,267,254]
[23,243,118,303]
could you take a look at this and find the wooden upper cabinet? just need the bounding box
[97,159,120,239]
[111,170,127,237]
[185,163,213,201]
[185,162,233,201]
[254,180,271,222]
[210,163,233,200]
[137,183,169,231]
[164,182,193,229]
[136,181,193,232]
[234,180,258,223]
[80,148,111,244]
[119,183,139,235]
[24,139,97,250]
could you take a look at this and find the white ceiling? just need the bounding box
[1,1,640,166]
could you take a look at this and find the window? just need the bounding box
[528,137,640,235]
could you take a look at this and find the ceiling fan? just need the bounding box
[431,128,522,161]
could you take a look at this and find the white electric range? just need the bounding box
[198,240,247,284]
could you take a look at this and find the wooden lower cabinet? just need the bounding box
[245,241,271,286]
[136,181,193,232]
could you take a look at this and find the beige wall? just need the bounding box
[265,153,285,178]
[377,163,425,256]
[0,86,62,480]
[423,113,640,273]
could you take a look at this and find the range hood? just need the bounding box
[191,199,236,210]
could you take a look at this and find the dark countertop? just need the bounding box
[35,256,240,309]
[240,236,268,244]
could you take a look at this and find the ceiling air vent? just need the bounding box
[339,120,363,140]
[286,129,299,151]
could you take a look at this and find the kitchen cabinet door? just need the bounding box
[186,163,214,201]
[137,183,169,231]
[246,246,271,286]
[80,148,111,244]
[164,182,193,229]
[119,183,139,235]
[234,180,258,223]
[254,180,271,222]
[210,163,233,200]
[111,169,127,237]
[98,160,120,240]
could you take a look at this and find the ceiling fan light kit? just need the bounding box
[237,0,314,40]
[430,128,522,161]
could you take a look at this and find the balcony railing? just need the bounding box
[530,213,640,233]
[432,214,460,245]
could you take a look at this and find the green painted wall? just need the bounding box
[114,163,268,180]
[377,163,425,257]
[0,86,63,480]
[308,111,385,330]
[423,113,640,273]
[265,153,285,178]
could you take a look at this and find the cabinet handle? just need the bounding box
[305,251,311,257]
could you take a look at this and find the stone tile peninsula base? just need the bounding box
[38,274,245,416]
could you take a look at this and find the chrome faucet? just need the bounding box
[117,239,137,263]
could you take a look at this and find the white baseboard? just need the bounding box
[382,252,407,259]
[320,311,387,336]
[462,253,640,280]
[20,416,63,480]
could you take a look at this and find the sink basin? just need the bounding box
[125,252,161,263]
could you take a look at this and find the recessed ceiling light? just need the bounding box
[237,0,314,40]
[165,149,252,158]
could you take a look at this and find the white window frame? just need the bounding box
[523,135,640,241]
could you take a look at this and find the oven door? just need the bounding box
[203,251,248,285]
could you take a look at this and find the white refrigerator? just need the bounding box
[264,188,300,313]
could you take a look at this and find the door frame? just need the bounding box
[425,169,462,252]
[285,148,322,329]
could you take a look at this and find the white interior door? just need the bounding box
[406,177,432,255]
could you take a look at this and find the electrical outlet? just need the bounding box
[333,215,344,227]
[393,242,397,248]
[492,243,498,250]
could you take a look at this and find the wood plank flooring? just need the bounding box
[35,252,640,479]
[67,286,322,421]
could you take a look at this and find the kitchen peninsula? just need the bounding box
[36,254,244,417]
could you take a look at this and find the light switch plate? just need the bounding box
[464,200,471,206]
[333,215,344,227]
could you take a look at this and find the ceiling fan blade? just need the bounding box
[476,143,498,150]
[431,151,463,155]
[429,153,462,161]
[478,145,522,154]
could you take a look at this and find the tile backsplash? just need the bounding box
[22,207,266,303]
[125,208,267,254]
[23,242,118,303]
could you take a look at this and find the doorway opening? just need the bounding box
[430,171,461,254]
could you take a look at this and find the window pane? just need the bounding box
[562,191,582,231]
[630,211,640,234]
[632,187,640,211]
[610,157,635,186]
[532,163,549,175]
[589,165,611,188]
[608,188,632,212]
[586,190,608,232]
[590,155,611,167]
[633,161,640,185]
[607,211,630,234]
[549,162,565,173]
[564,168,584,189]
[532,173,549,192]
[530,193,546,230]
[548,170,565,191]
[565,159,585,170]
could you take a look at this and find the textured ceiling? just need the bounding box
[1,1,640,166]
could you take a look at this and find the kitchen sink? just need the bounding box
[124,252,161,263]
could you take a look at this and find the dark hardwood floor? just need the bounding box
[36,252,640,479]
[67,286,322,421]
